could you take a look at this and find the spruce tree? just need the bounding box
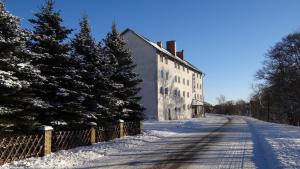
[104,24,144,121]
[72,16,119,124]
[0,2,43,132]
[28,0,85,128]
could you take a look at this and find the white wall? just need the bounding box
[122,31,158,120]
[157,53,204,120]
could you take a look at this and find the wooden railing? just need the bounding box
[0,120,142,166]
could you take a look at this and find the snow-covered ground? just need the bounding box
[1,114,299,169]
[244,116,300,169]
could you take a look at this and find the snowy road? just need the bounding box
[79,116,263,169]
[2,114,299,169]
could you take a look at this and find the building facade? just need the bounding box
[122,29,204,120]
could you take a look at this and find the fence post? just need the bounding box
[88,122,97,144]
[39,125,53,156]
[119,119,124,138]
[139,121,143,134]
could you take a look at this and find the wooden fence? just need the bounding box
[0,120,142,165]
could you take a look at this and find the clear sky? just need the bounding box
[5,0,300,105]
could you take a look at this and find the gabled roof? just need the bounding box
[121,28,203,74]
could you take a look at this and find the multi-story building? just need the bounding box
[122,28,204,120]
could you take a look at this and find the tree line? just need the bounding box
[212,30,300,126]
[0,0,144,133]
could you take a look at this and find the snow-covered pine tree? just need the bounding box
[104,24,144,121]
[28,0,85,128]
[0,2,44,132]
[72,16,119,124]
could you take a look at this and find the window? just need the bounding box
[197,83,199,88]
[178,64,180,70]
[197,94,199,99]
[165,58,168,64]
[200,74,202,79]
[178,108,181,113]
[183,91,185,97]
[187,69,189,74]
[200,84,202,89]
[160,87,164,94]
[174,62,177,68]
[178,77,180,83]
[175,75,177,82]
[174,89,177,96]
[187,92,189,98]
[166,72,169,80]
[187,80,189,86]
[178,90,180,97]
[165,88,168,95]
[183,104,186,110]
[161,70,164,79]
[160,55,163,62]
[183,78,185,85]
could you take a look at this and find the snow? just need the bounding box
[244,116,300,168]
[1,114,299,169]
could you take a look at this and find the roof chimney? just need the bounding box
[157,41,162,48]
[176,50,184,60]
[166,40,176,55]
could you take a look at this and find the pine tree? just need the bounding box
[104,24,144,121]
[72,16,119,124]
[0,2,43,132]
[28,0,85,128]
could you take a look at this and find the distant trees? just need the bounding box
[0,0,144,133]
[213,95,249,115]
[250,31,300,125]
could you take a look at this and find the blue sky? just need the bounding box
[5,0,300,105]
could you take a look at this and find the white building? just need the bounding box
[122,28,204,120]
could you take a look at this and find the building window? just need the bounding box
[197,83,199,88]
[200,84,202,89]
[187,80,189,86]
[166,72,169,80]
[187,92,189,98]
[200,74,202,79]
[165,88,168,95]
[178,77,180,83]
[174,62,177,68]
[161,70,164,79]
[187,69,189,74]
[178,108,181,113]
[160,87,164,94]
[183,78,185,85]
[174,89,177,96]
[160,55,163,62]
[183,67,185,72]
[183,91,185,97]
[175,75,177,82]
[177,90,180,97]
[197,94,199,99]
[183,104,186,110]
[165,57,168,64]
[178,64,180,70]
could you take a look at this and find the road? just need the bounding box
[80,116,268,169]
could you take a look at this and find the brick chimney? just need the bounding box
[166,40,176,55]
[157,41,162,48]
[176,50,184,60]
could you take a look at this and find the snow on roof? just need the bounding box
[121,28,204,74]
